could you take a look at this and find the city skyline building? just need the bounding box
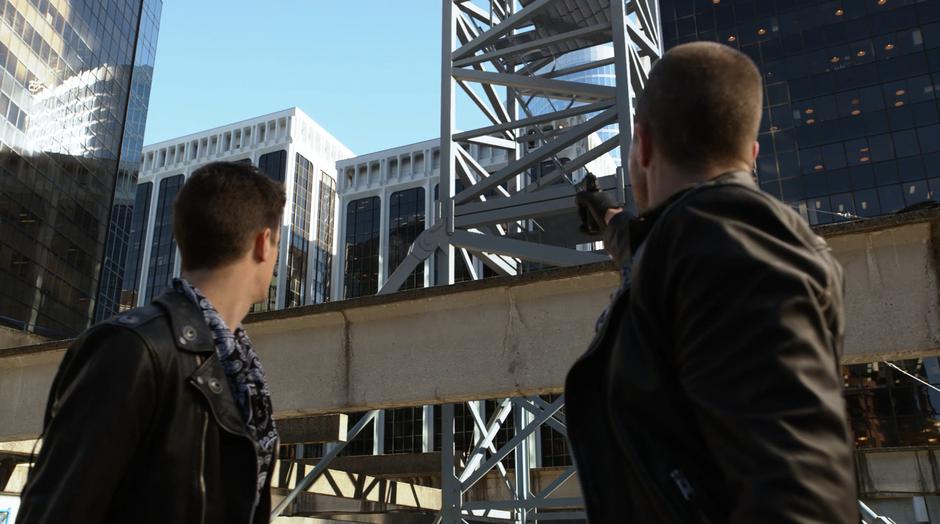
[661,0,940,224]
[0,0,163,339]
[125,107,352,312]
[334,137,511,300]
[528,43,621,170]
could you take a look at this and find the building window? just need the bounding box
[145,175,184,303]
[311,172,335,304]
[120,182,152,310]
[343,196,381,299]
[388,187,425,290]
[385,407,424,454]
[846,358,940,449]
[284,154,314,308]
[258,149,287,183]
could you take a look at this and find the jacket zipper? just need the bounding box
[196,354,208,524]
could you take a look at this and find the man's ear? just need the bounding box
[254,228,274,262]
[752,140,760,162]
[634,123,653,168]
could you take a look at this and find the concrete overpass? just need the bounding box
[1,208,938,522]
[1,208,938,439]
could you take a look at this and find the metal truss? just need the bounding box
[378,0,663,294]
[440,397,580,523]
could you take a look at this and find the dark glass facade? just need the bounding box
[117,181,152,310]
[845,357,940,448]
[661,0,940,224]
[311,172,335,304]
[284,153,313,308]
[343,196,381,299]
[144,174,182,303]
[388,187,425,290]
[258,149,287,183]
[94,0,162,322]
[0,0,162,337]
[251,150,287,313]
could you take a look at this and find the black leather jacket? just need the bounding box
[566,172,858,523]
[17,291,274,524]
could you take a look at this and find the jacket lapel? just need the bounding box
[189,353,250,439]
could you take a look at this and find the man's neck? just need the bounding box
[182,267,253,330]
[647,160,751,210]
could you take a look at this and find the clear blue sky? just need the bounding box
[144,1,480,154]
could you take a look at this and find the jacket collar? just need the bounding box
[627,170,755,254]
[153,290,215,354]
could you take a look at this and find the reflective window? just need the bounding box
[388,187,426,290]
[0,0,162,337]
[662,0,940,224]
[144,174,183,303]
[343,196,380,299]
[258,149,287,183]
[311,172,335,304]
[845,358,940,449]
[285,154,314,308]
[118,182,152,310]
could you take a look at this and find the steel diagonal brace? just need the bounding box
[377,223,450,295]
[512,397,566,436]
[460,396,565,491]
[526,396,566,425]
[532,465,578,502]
[453,100,614,142]
[626,17,659,59]
[466,400,515,498]
[450,229,609,266]
[457,80,514,136]
[454,106,619,204]
[452,0,553,61]
[453,23,611,68]
[452,69,617,103]
[454,16,514,126]
[459,399,514,484]
[629,0,661,48]
[456,0,498,25]
[270,410,380,519]
[525,135,621,191]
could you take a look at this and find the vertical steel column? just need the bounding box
[422,405,435,453]
[513,404,531,524]
[612,0,634,165]
[438,0,457,286]
[440,403,462,524]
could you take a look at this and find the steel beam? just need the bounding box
[452,69,617,102]
[453,23,610,68]
[454,106,619,204]
[453,100,614,141]
[451,0,553,61]
[450,230,608,266]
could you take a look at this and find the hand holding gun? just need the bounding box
[576,173,622,236]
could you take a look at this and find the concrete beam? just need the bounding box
[0,210,938,442]
[278,414,349,444]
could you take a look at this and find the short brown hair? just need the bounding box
[173,161,286,270]
[635,42,763,171]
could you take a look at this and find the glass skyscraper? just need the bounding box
[661,0,940,224]
[528,43,620,168]
[0,0,163,338]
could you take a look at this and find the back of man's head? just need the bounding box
[636,42,763,172]
[173,161,286,271]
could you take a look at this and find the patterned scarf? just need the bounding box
[173,278,278,504]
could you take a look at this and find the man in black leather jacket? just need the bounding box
[570,42,857,522]
[17,162,286,524]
